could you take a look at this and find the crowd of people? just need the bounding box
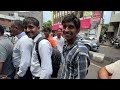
[0,14,91,79]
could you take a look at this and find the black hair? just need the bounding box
[13,20,24,30]
[0,25,4,34]
[23,17,39,27]
[42,27,51,32]
[62,13,80,29]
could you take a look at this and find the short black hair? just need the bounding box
[62,14,80,29]
[42,27,51,32]
[23,17,39,27]
[0,25,4,34]
[13,20,24,30]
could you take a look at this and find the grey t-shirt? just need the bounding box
[0,36,15,76]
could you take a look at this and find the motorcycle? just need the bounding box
[114,38,120,48]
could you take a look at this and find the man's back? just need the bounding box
[0,36,15,76]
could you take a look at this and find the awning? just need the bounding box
[80,19,90,29]
[52,24,62,30]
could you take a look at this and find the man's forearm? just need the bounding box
[98,67,110,79]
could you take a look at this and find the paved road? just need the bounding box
[85,62,101,79]
[98,45,120,62]
[57,61,103,79]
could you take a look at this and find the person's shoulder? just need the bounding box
[21,35,32,42]
[39,39,51,46]
[77,42,88,53]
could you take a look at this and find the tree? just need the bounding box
[42,20,52,29]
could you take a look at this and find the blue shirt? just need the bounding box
[60,36,90,79]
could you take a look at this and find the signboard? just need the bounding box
[92,11,102,24]
[80,19,90,29]
[52,24,62,30]
[84,11,92,17]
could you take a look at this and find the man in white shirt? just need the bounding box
[53,28,65,53]
[23,17,53,79]
[9,20,33,79]
[98,60,120,79]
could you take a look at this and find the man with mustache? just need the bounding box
[9,20,33,79]
[60,14,90,79]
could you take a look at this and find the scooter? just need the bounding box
[114,38,120,48]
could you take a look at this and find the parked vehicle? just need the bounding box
[114,38,120,48]
[77,35,100,52]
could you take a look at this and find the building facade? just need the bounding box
[52,11,92,34]
[110,11,120,39]
[0,11,43,30]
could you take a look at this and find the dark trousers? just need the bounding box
[19,67,32,79]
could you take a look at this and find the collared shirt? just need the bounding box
[30,33,53,79]
[12,32,33,77]
[60,36,90,79]
[16,32,26,39]
[53,36,65,53]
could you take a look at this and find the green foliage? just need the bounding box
[42,20,52,28]
[102,24,109,31]
[101,24,109,36]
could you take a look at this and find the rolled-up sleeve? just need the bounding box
[105,60,120,74]
[38,40,53,79]
[17,40,33,77]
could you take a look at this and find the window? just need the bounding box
[9,13,14,16]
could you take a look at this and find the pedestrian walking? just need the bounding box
[0,25,15,79]
[60,14,90,79]
[9,20,33,79]
[23,17,53,79]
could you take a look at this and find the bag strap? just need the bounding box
[35,37,46,66]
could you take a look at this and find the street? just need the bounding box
[86,62,101,79]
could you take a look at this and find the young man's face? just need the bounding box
[24,24,40,39]
[43,31,50,38]
[62,22,79,41]
[57,29,62,38]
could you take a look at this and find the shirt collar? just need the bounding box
[16,32,26,39]
[33,33,42,43]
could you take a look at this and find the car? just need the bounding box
[77,35,100,52]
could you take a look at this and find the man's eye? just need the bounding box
[29,26,34,29]
[69,25,74,29]
[63,26,66,29]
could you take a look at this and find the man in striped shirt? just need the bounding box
[60,14,90,79]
